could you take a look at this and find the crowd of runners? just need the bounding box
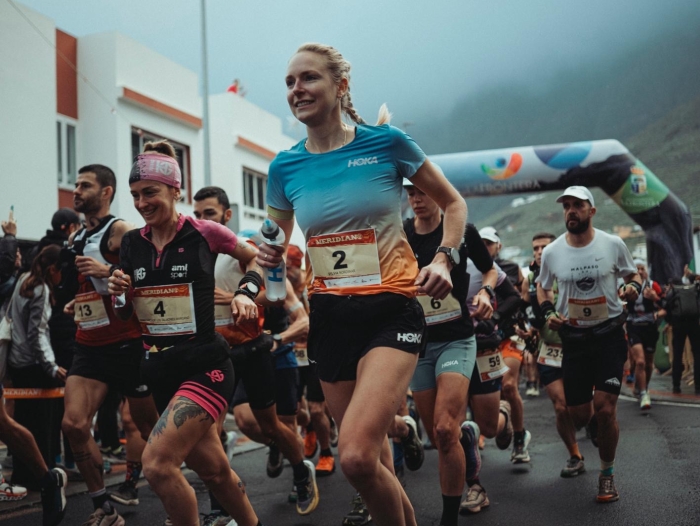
[0,42,696,526]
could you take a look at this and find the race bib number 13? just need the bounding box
[74,292,110,330]
[133,283,196,335]
[307,229,381,290]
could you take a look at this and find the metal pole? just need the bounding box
[201,0,212,186]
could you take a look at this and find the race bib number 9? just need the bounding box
[74,291,110,330]
[307,229,381,290]
[537,341,563,368]
[416,293,462,325]
[133,284,196,335]
[568,297,609,326]
[475,349,509,382]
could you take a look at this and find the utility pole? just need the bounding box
[201,0,211,186]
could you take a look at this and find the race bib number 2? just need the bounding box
[133,284,196,336]
[307,229,381,290]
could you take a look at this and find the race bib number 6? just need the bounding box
[307,229,381,290]
[416,293,462,325]
[133,283,196,336]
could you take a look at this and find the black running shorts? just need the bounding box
[69,338,150,398]
[308,293,426,383]
[230,334,277,411]
[561,326,627,406]
[627,323,659,354]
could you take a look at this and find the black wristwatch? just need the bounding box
[479,285,496,300]
[272,334,283,345]
[436,246,460,267]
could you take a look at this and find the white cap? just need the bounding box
[555,186,595,207]
[633,258,646,266]
[479,226,500,244]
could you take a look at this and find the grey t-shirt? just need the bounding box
[537,229,636,327]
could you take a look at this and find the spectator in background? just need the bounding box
[664,277,700,394]
[7,245,67,488]
[0,214,20,312]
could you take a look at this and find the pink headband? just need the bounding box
[129,153,182,189]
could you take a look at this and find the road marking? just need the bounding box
[619,394,700,408]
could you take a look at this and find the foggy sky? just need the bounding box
[15,0,700,143]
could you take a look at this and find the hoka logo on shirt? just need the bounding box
[397,332,422,344]
[348,156,378,168]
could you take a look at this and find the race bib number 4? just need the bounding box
[476,349,509,382]
[307,229,381,290]
[74,292,110,330]
[537,341,563,368]
[416,293,462,325]
[568,296,609,326]
[133,284,196,336]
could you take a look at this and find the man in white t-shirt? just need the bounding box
[536,186,641,505]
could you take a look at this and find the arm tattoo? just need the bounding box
[172,397,212,429]
[148,406,171,444]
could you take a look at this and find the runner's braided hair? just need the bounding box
[296,43,391,126]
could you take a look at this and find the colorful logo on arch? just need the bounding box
[481,153,523,180]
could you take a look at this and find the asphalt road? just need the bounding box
[2,393,699,526]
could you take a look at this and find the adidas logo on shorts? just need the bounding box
[605,377,621,387]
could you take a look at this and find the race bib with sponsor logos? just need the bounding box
[568,296,609,326]
[214,304,234,328]
[416,293,462,326]
[537,341,563,368]
[74,291,110,330]
[475,349,509,382]
[307,229,381,290]
[133,283,196,336]
[294,344,309,367]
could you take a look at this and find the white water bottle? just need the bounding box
[259,218,287,301]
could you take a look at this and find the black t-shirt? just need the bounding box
[403,219,493,342]
[120,215,239,349]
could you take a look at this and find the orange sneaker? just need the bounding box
[316,455,335,477]
[304,430,318,459]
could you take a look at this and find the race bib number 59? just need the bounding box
[307,229,381,290]
[133,283,196,336]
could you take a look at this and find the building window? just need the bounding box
[131,127,191,202]
[243,167,267,211]
[57,118,77,187]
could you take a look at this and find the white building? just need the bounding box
[0,1,300,245]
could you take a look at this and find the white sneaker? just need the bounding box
[640,392,651,411]
[0,478,27,501]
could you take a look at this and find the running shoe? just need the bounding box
[316,454,336,477]
[102,446,127,464]
[103,459,112,475]
[625,373,635,385]
[587,415,599,448]
[495,400,513,450]
[401,415,424,471]
[459,421,482,482]
[304,430,318,459]
[511,430,532,464]
[266,442,284,478]
[342,493,372,525]
[406,394,422,440]
[459,484,490,514]
[223,431,238,465]
[201,511,237,526]
[639,392,652,411]
[329,418,339,448]
[82,503,124,526]
[596,474,620,503]
[560,456,585,478]
[109,481,139,506]
[525,382,539,397]
[0,478,27,501]
[41,467,67,526]
[295,460,319,515]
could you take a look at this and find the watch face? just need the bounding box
[450,248,460,266]
[246,283,259,294]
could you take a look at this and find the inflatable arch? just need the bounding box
[429,140,692,286]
